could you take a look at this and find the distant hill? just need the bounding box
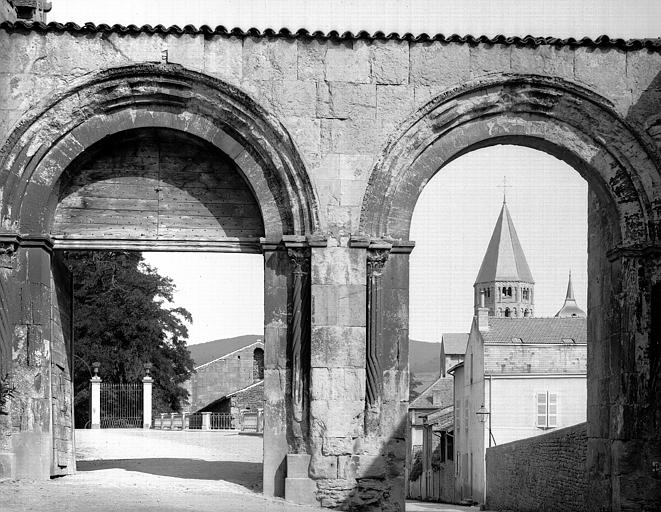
[409,339,441,375]
[188,334,263,367]
[409,339,442,397]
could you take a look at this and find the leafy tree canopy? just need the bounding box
[65,251,194,427]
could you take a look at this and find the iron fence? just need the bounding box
[153,412,234,430]
[100,382,143,428]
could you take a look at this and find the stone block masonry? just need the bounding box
[0,16,660,512]
[485,422,587,512]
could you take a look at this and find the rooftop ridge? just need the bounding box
[2,20,661,49]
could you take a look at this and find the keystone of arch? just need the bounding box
[0,63,320,239]
[360,74,661,249]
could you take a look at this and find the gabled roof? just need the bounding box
[475,202,534,284]
[188,335,263,368]
[481,317,587,344]
[555,271,586,318]
[441,333,468,355]
[197,379,264,412]
[409,376,453,410]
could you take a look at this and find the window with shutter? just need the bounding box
[536,392,547,427]
[536,391,559,429]
[548,393,558,427]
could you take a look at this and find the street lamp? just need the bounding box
[476,404,494,447]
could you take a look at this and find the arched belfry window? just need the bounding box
[253,347,264,381]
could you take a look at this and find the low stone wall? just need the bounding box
[485,422,587,512]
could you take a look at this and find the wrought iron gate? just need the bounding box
[100,382,143,428]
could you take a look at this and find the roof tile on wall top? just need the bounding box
[1,20,661,50]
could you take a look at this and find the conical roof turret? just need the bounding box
[474,201,534,285]
[555,271,586,318]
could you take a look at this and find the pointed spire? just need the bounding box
[474,201,534,285]
[499,175,509,205]
[565,270,575,301]
[555,270,586,318]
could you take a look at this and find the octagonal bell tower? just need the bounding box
[474,197,535,318]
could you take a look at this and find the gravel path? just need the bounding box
[0,429,482,511]
[0,429,326,512]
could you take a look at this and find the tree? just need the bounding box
[65,251,194,428]
[409,372,423,401]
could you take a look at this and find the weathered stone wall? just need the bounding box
[1,28,661,238]
[485,422,587,512]
[190,342,264,412]
[230,381,264,414]
[0,21,660,511]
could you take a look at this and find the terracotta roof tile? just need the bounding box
[1,21,660,50]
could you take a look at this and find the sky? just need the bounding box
[46,1,652,344]
[49,1,660,39]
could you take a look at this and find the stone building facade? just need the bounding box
[186,340,264,412]
[452,202,588,506]
[0,4,660,510]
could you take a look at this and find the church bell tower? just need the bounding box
[474,196,535,318]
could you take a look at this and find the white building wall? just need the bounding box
[454,323,588,505]
[490,375,587,446]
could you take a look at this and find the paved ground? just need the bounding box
[0,429,483,511]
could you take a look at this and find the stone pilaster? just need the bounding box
[364,243,390,433]
[8,239,54,480]
[262,239,290,498]
[286,243,311,426]
[308,239,367,508]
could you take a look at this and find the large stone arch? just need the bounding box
[0,63,320,239]
[359,75,661,511]
[0,63,319,496]
[360,75,660,247]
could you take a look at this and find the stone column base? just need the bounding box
[285,454,319,507]
[91,423,100,429]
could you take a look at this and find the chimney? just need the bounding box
[432,389,442,407]
[477,290,489,332]
[11,0,52,22]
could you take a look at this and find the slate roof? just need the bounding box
[409,376,453,410]
[2,21,661,49]
[482,317,587,344]
[188,335,262,368]
[441,333,468,355]
[425,405,454,431]
[197,379,263,413]
[475,202,534,284]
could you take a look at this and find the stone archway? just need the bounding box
[0,63,319,239]
[359,75,661,511]
[0,64,319,497]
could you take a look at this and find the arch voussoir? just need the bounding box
[0,63,320,239]
[360,75,660,249]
